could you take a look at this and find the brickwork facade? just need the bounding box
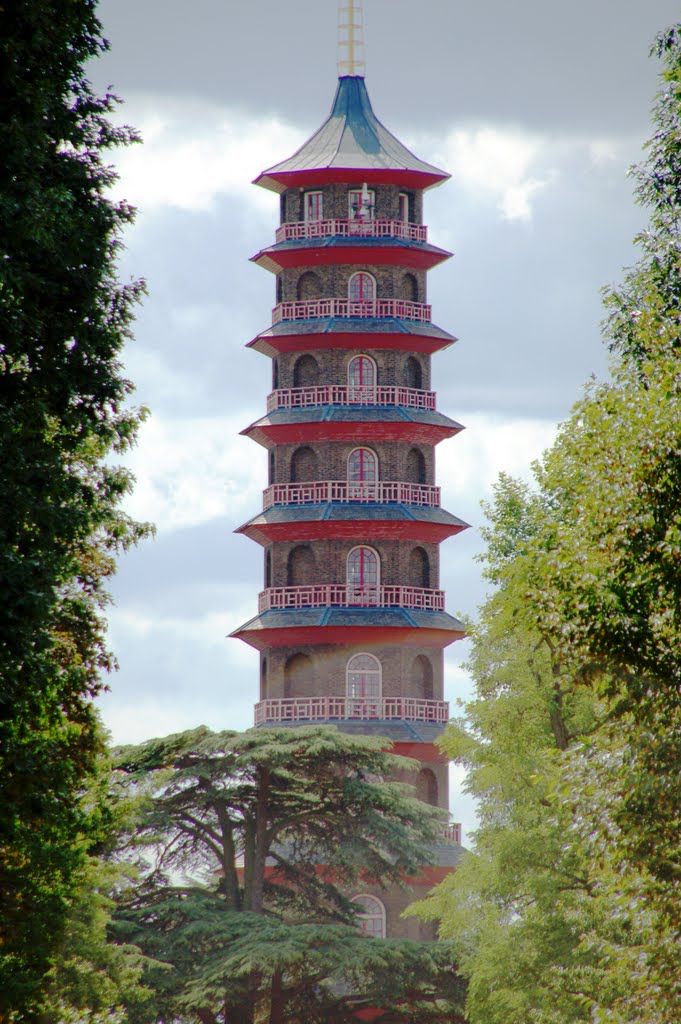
[269,440,436,485]
[277,264,427,304]
[280,183,424,225]
[233,74,465,946]
[273,348,431,390]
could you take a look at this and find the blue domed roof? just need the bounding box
[255,76,449,192]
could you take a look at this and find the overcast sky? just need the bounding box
[89,0,679,840]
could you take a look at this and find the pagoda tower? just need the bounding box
[232,15,467,939]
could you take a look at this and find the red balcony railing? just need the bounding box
[275,218,428,244]
[254,695,449,727]
[266,384,436,413]
[442,822,462,844]
[262,480,441,509]
[272,298,432,324]
[258,584,445,613]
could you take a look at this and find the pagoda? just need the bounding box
[232,2,467,940]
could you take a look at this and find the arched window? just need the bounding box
[401,272,418,302]
[348,272,375,303]
[291,446,318,482]
[265,549,272,588]
[348,354,376,388]
[268,450,275,485]
[284,653,314,698]
[406,447,426,485]
[415,768,439,807]
[409,546,430,589]
[347,448,377,487]
[297,271,322,301]
[293,354,319,388]
[411,655,434,700]
[346,653,381,700]
[347,546,379,592]
[272,360,279,390]
[403,356,422,390]
[287,545,315,586]
[260,656,267,700]
[352,895,386,938]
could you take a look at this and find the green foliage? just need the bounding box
[415,23,681,1024]
[111,726,465,1024]
[0,0,150,1012]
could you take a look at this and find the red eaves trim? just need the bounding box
[231,624,466,651]
[392,741,448,764]
[241,420,462,449]
[254,167,449,192]
[250,244,450,273]
[247,330,456,357]
[236,519,466,547]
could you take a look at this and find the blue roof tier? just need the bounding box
[230,606,466,650]
[251,235,452,274]
[239,503,468,528]
[254,717,447,745]
[255,76,449,193]
[247,317,457,358]
[241,404,463,449]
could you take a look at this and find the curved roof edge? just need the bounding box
[255,76,449,193]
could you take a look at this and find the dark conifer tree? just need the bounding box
[0,1,149,1011]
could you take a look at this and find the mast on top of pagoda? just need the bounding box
[338,0,366,77]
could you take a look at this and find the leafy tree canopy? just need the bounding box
[111,726,465,1024]
[415,23,681,1024]
[0,0,150,1011]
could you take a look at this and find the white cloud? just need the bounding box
[439,412,557,505]
[119,412,265,531]
[111,97,303,214]
[433,126,553,221]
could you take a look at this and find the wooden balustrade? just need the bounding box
[275,217,428,244]
[254,695,449,726]
[272,298,432,324]
[262,480,441,509]
[258,584,445,613]
[266,384,436,413]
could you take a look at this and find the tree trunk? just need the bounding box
[250,765,270,913]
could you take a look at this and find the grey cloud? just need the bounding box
[93,0,679,135]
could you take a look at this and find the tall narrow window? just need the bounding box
[351,895,386,938]
[348,188,375,220]
[346,653,381,700]
[348,355,376,388]
[398,192,409,223]
[347,546,379,591]
[347,448,377,499]
[348,272,375,303]
[403,356,422,390]
[304,191,323,222]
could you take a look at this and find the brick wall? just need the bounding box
[264,538,440,589]
[274,348,432,390]
[262,642,444,702]
[271,440,436,485]
[278,263,427,304]
[281,183,424,224]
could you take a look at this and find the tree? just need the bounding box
[416,24,681,1024]
[0,0,149,1012]
[111,725,466,1024]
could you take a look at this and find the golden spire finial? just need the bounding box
[338,0,366,77]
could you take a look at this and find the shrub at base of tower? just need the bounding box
[111,726,466,1024]
[0,0,150,1012]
